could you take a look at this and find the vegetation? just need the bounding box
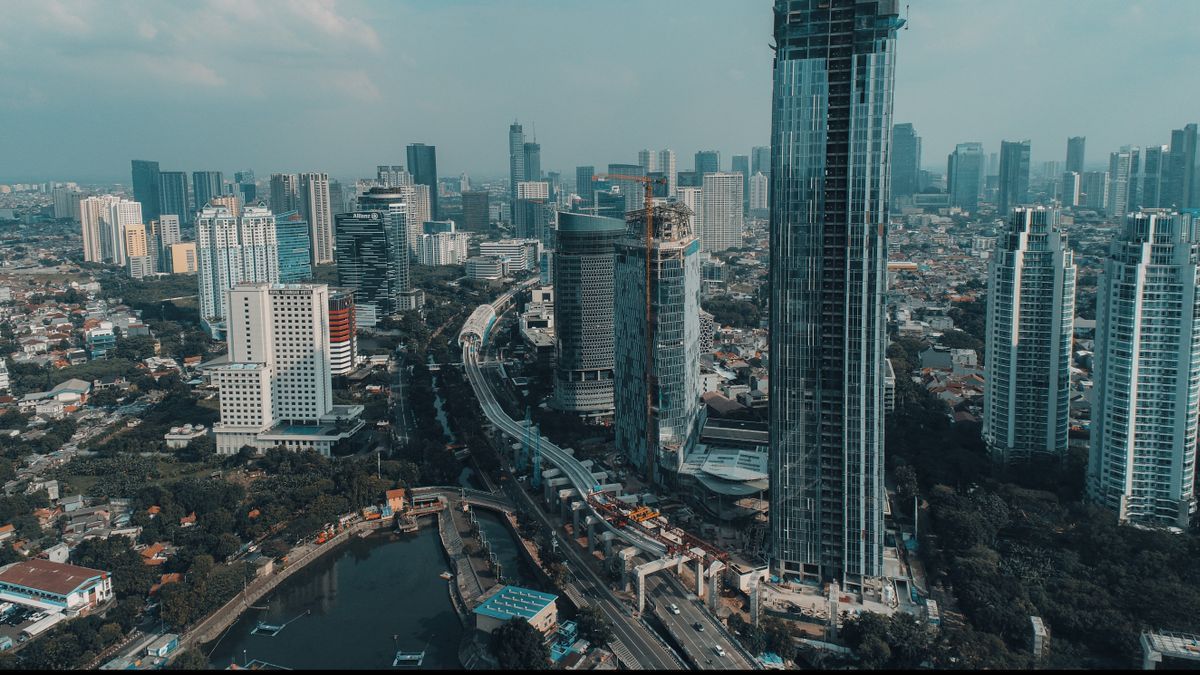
[490,618,550,670]
[575,606,614,646]
[702,297,761,329]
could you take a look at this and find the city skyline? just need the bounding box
[5,1,1200,182]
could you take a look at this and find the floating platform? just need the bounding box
[439,571,453,580]
[393,650,425,667]
[251,622,284,636]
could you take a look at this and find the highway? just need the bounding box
[647,575,757,670]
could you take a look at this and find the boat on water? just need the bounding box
[439,571,453,580]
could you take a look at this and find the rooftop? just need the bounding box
[474,585,557,622]
[0,559,107,596]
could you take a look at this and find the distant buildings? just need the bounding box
[699,172,743,252]
[1065,136,1086,174]
[299,172,334,265]
[196,204,279,338]
[154,215,181,273]
[732,154,750,213]
[275,211,313,283]
[749,172,769,215]
[1089,211,1200,528]
[417,220,469,266]
[461,191,490,232]
[891,123,921,200]
[947,142,984,212]
[158,171,190,226]
[79,195,118,263]
[694,150,720,177]
[1165,124,1197,209]
[124,223,152,280]
[169,242,197,274]
[131,160,161,221]
[192,171,223,211]
[1107,146,1139,218]
[406,143,439,220]
[509,121,526,222]
[614,203,704,484]
[983,207,1076,463]
[553,212,624,416]
[997,140,1031,215]
[269,173,300,214]
[212,282,362,455]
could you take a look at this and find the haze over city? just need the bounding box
[4,0,1200,181]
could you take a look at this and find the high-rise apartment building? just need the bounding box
[699,172,743,253]
[947,142,984,212]
[731,154,750,213]
[461,191,490,232]
[298,173,333,265]
[106,199,143,266]
[169,242,197,274]
[1061,172,1082,207]
[155,215,181,273]
[213,282,362,455]
[124,223,152,279]
[614,203,704,484]
[1089,211,1200,528]
[196,204,279,337]
[131,160,161,222]
[575,166,596,206]
[53,186,81,222]
[235,170,256,203]
[749,172,769,213]
[768,0,902,588]
[406,143,439,220]
[270,173,300,214]
[998,140,1031,215]
[694,150,720,177]
[192,171,223,211]
[1108,146,1140,218]
[891,123,921,199]
[523,142,542,183]
[509,122,526,222]
[275,211,313,283]
[158,171,190,225]
[553,212,625,416]
[1141,144,1168,208]
[377,165,411,188]
[79,195,118,263]
[983,207,1076,463]
[1082,171,1109,209]
[1165,124,1197,209]
[751,146,771,178]
[607,164,646,214]
[675,187,701,236]
[658,150,677,197]
[637,149,658,173]
[1065,136,1086,175]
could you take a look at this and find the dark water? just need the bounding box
[474,509,532,587]
[204,529,464,670]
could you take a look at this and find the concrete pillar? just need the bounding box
[589,471,608,483]
[544,477,568,506]
[695,558,705,597]
[571,500,584,533]
[636,568,646,614]
[602,531,616,557]
[586,515,600,551]
[619,548,637,592]
[707,561,725,611]
[596,483,622,497]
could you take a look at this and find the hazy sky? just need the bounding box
[3,0,1199,183]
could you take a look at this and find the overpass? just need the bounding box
[410,486,517,515]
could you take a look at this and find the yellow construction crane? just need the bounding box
[593,174,666,485]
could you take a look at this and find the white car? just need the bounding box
[713,646,726,657]
[668,603,680,615]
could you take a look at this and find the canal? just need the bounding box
[204,528,463,670]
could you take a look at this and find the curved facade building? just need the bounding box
[553,212,624,415]
[1089,211,1200,527]
[328,289,357,375]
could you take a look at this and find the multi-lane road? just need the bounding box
[648,575,757,670]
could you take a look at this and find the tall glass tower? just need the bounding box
[768,0,903,588]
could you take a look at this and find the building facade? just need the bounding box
[131,160,161,222]
[891,123,921,200]
[983,207,1076,463]
[196,204,279,337]
[274,211,313,283]
[335,206,408,327]
[328,289,357,376]
[768,0,902,587]
[299,172,334,264]
[997,139,1031,215]
[406,143,438,220]
[947,142,984,212]
[700,172,743,252]
[158,171,190,226]
[192,171,223,212]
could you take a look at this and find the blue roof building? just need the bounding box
[473,585,558,635]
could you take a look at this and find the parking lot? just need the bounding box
[0,605,50,647]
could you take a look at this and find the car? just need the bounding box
[713,645,726,657]
[694,621,705,632]
[668,603,680,615]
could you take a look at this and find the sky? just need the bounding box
[3,0,1200,183]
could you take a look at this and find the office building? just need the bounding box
[155,215,181,273]
[407,143,438,219]
[269,173,300,214]
[1108,146,1140,218]
[575,166,596,205]
[377,165,411,188]
[124,223,152,279]
[1082,171,1109,209]
[212,282,362,456]
[749,172,769,214]
[1061,172,1082,207]
[299,173,333,265]
[638,149,658,173]
[947,142,985,212]
[607,163,646,214]
[751,145,771,178]
[1164,124,1197,209]
[509,121,526,222]
[275,211,313,283]
[336,192,415,325]
[328,289,357,376]
[524,142,542,182]
[158,171,190,225]
[768,0,902,587]
[79,195,118,263]
[417,220,469,266]
[196,204,279,338]
[479,239,539,272]
[891,123,921,199]
[192,171,223,211]
[614,203,704,484]
[659,150,678,197]
[553,212,625,416]
[235,170,256,203]
[466,255,506,280]
[169,242,197,274]
[699,172,743,252]
[462,191,490,232]
[1065,136,1086,174]
[983,207,1076,464]
[732,154,750,213]
[695,150,720,177]
[131,160,161,222]
[53,186,81,222]
[405,184,432,258]
[1089,211,1200,528]
[998,140,1031,215]
[1141,145,1168,208]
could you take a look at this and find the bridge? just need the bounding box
[410,486,517,515]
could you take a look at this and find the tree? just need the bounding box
[170,649,210,670]
[491,619,550,670]
[576,606,614,645]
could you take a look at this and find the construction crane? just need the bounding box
[593,173,667,487]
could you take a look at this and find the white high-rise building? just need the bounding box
[517,181,550,200]
[700,172,743,253]
[377,165,412,188]
[983,207,1076,463]
[637,149,658,173]
[106,199,143,266]
[80,195,119,263]
[300,172,333,264]
[213,282,363,456]
[659,149,678,197]
[156,215,181,273]
[405,183,432,258]
[1107,146,1139,218]
[1061,171,1082,207]
[749,171,769,212]
[675,187,701,236]
[196,205,279,337]
[1089,211,1200,528]
[417,232,469,266]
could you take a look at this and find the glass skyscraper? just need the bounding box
[731,154,750,213]
[509,122,525,222]
[694,150,720,177]
[947,142,984,212]
[768,0,902,588]
[193,171,224,211]
[998,140,1031,215]
[891,123,921,199]
[131,160,161,222]
[406,143,439,220]
[158,171,190,226]
[613,203,704,485]
[275,211,313,283]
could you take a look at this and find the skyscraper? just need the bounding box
[997,140,1031,215]
[575,166,596,205]
[155,215,181,273]
[607,163,646,214]
[768,0,902,587]
[235,170,256,203]
[1061,172,1082,207]
[751,145,771,178]
[1089,211,1200,528]
[106,199,143,266]
[637,149,658,173]
[52,186,81,222]
[509,122,526,222]
[275,211,313,283]
[158,171,190,225]
[461,191,490,232]
[553,212,625,416]
[1082,171,1109,209]
[1065,136,1086,175]
[983,207,1076,464]
[1141,144,1168,208]
[749,172,769,214]
[377,165,411,188]
[196,204,279,337]
[614,203,704,484]
[131,160,161,222]
[524,142,542,182]
[658,150,677,197]
[694,150,720,177]
[269,173,300,214]
[1164,124,1197,209]
[328,289,358,376]
[124,223,152,279]
[1107,146,1140,218]
[338,187,418,322]
[79,195,117,263]
[699,172,743,252]
[299,172,333,264]
[947,142,984,212]
[192,171,223,211]
[891,123,921,199]
[406,143,439,220]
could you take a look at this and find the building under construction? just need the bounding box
[613,202,706,486]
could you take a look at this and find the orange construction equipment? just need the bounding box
[593,173,667,487]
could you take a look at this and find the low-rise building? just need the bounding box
[0,559,113,614]
[473,585,558,635]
